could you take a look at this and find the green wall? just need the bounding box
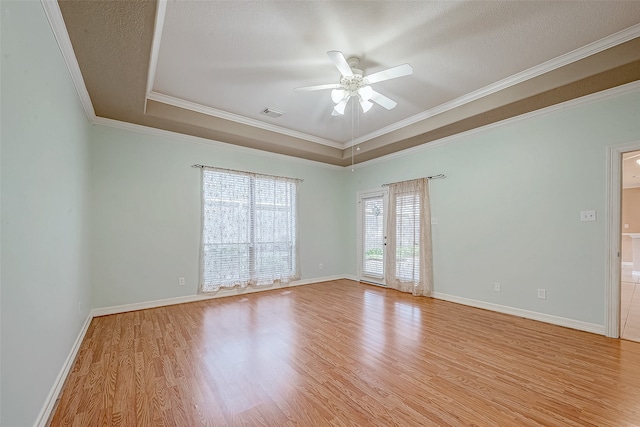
[348,91,640,325]
[1,2,92,425]
[90,125,350,308]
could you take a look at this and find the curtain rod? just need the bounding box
[381,174,446,187]
[191,164,304,182]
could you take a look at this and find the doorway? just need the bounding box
[357,190,388,286]
[606,141,640,338]
[620,150,640,342]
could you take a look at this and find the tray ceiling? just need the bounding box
[57,1,640,166]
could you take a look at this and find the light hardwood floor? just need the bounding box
[50,280,640,426]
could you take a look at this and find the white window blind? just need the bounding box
[200,168,299,292]
[394,193,421,282]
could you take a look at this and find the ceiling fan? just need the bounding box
[295,51,413,116]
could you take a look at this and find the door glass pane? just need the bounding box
[363,196,384,277]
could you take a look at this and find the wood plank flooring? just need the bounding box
[50,280,640,426]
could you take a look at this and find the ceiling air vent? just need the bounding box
[262,108,284,118]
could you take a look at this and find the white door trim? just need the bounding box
[606,140,640,338]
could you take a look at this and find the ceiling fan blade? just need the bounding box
[327,51,353,77]
[370,90,397,110]
[624,152,640,160]
[366,63,413,84]
[295,83,343,92]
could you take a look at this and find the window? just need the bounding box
[200,168,299,292]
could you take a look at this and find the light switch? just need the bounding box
[625,224,630,229]
[431,217,438,225]
[580,210,597,222]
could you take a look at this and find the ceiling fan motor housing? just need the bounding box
[340,57,367,96]
[341,74,366,96]
[295,51,411,114]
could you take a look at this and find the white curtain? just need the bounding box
[199,167,300,293]
[384,178,433,296]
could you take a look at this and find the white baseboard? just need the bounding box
[91,275,348,317]
[34,314,93,427]
[432,292,605,335]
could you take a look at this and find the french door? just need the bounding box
[357,190,388,286]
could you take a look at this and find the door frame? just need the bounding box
[356,188,388,286]
[606,140,640,337]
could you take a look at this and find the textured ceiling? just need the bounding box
[58,1,640,166]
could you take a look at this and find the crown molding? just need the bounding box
[344,23,640,149]
[41,0,342,151]
[42,0,640,162]
[94,82,640,173]
[92,116,345,171]
[146,91,345,149]
[351,80,640,169]
[144,0,167,113]
[40,0,96,122]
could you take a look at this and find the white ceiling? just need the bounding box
[623,151,640,189]
[150,1,640,148]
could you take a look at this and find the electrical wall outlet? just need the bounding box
[431,217,438,225]
[537,288,546,299]
[319,263,324,270]
[178,277,185,286]
[494,282,501,292]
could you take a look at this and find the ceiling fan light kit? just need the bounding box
[295,51,413,116]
